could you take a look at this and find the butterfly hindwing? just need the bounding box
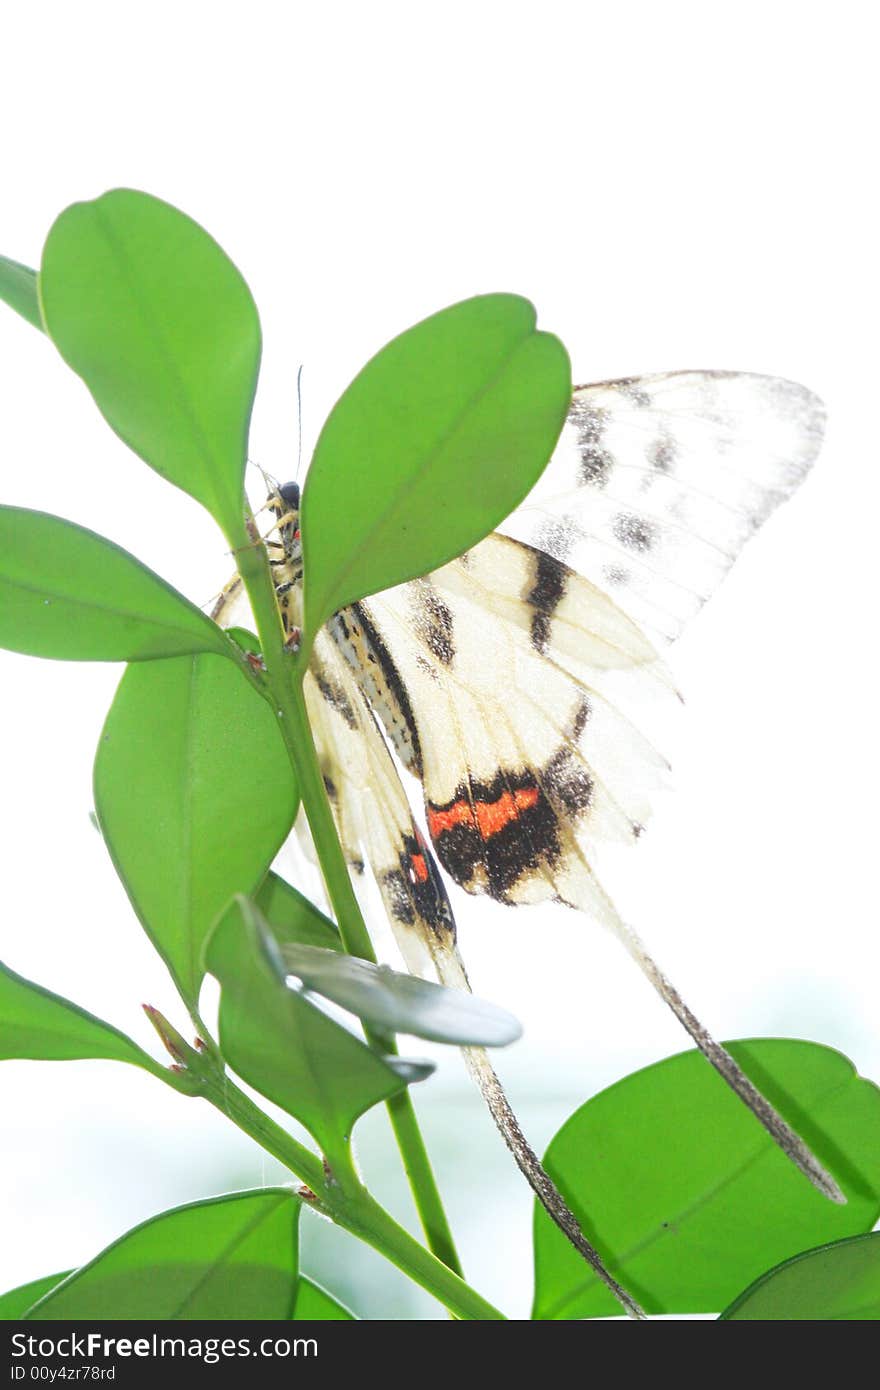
[303,627,456,972]
[355,533,672,919]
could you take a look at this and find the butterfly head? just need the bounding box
[270,480,302,567]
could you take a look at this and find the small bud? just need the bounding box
[143,1004,191,1066]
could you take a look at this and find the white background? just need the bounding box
[1,1,877,1319]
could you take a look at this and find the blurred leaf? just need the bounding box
[279,939,522,1046]
[0,1271,71,1319]
[94,654,298,1003]
[0,507,231,662]
[205,898,424,1155]
[720,1232,880,1320]
[532,1040,880,1319]
[25,1191,298,1320]
[301,294,571,634]
[0,960,160,1074]
[293,1278,355,1320]
[0,255,42,331]
[40,189,260,539]
[254,872,341,951]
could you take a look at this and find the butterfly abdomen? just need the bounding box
[327,603,423,775]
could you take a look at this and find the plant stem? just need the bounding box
[231,519,464,1276]
[618,922,846,1205]
[199,1067,503,1320]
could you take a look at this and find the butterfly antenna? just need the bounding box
[617,921,846,1205]
[431,940,646,1320]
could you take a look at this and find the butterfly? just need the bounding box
[219,370,823,976]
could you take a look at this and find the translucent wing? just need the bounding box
[501,371,824,645]
[355,532,672,921]
[304,627,456,972]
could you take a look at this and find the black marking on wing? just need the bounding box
[315,672,358,729]
[428,769,562,903]
[570,398,614,488]
[612,513,657,553]
[649,432,677,474]
[615,377,653,408]
[379,830,456,940]
[542,747,594,818]
[527,550,568,654]
[418,585,455,666]
[350,601,424,776]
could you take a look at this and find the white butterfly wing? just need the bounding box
[502,371,824,645]
[304,627,456,972]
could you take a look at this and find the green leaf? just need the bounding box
[0,255,42,331]
[0,507,232,663]
[40,189,261,539]
[254,872,342,951]
[293,1277,355,1320]
[720,1232,880,1320]
[205,898,424,1154]
[278,940,522,1046]
[301,294,571,634]
[24,1190,299,1320]
[0,1271,71,1319]
[0,960,161,1075]
[532,1040,880,1319]
[94,654,298,1002]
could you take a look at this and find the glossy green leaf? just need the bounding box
[0,507,232,662]
[0,1271,71,1319]
[301,294,571,633]
[205,898,423,1153]
[254,872,341,951]
[94,654,298,1002]
[0,255,42,331]
[40,189,261,539]
[0,960,161,1075]
[532,1040,880,1319]
[720,1232,880,1320]
[293,1278,355,1320]
[278,940,522,1046]
[25,1191,299,1320]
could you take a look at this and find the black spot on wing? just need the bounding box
[571,696,592,741]
[315,673,358,729]
[649,433,677,474]
[542,747,594,818]
[568,399,614,489]
[527,549,568,654]
[380,868,415,926]
[579,444,615,489]
[612,513,657,553]
[534,514,581,563]
[615,377,653,408]
[417,584,455,666]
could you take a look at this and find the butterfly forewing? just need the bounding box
[503,371,824,646]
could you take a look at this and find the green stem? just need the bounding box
[231,519,463,1277]
[201,1067,503,1320]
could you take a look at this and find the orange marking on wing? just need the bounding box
[410,853,429,883]
[429,786,540,842]
[428,800,475,838]
[475,786,540,837]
